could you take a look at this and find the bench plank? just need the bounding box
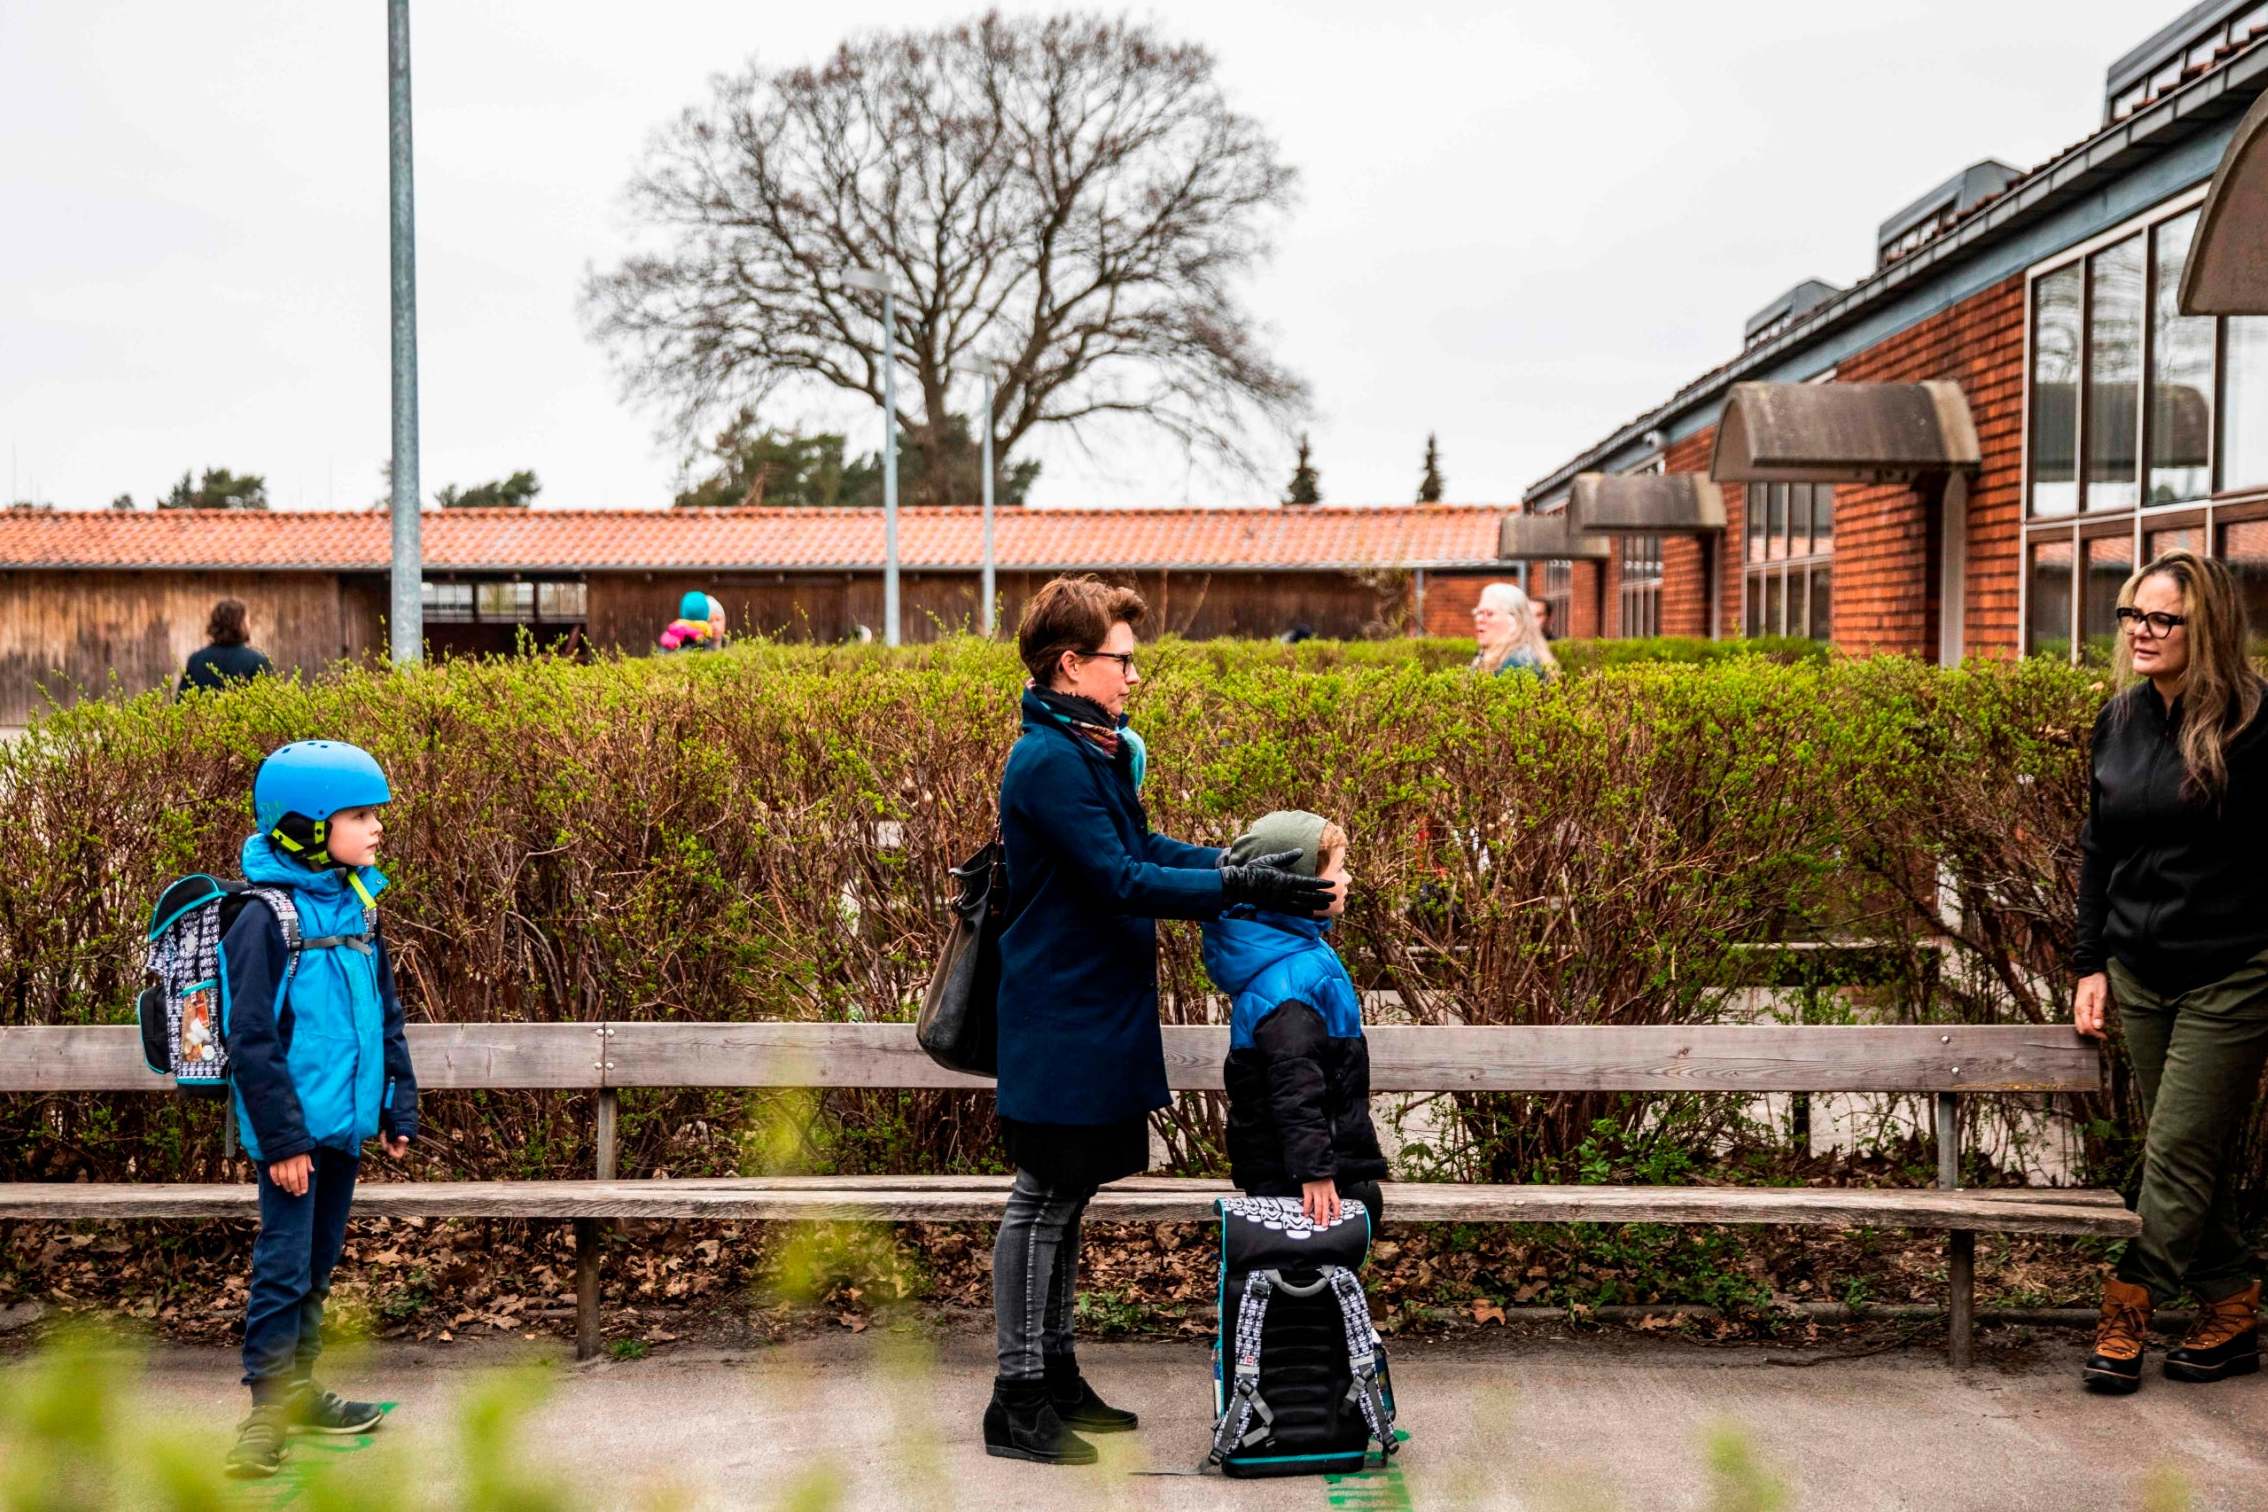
[0,1024,604,1093]
[0,1178,2137,1236]
[2,1021,2103,1096]
[600,1022,2102,1094]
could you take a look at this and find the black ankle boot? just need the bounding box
[1045,1353,1139,1433]
[984,1376,1099,1465]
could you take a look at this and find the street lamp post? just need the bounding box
[386,0,422,663]
[841,268,901,645]
[951,356,998,635]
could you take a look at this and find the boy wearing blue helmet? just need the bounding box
[223,741,418,1479]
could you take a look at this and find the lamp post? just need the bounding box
[951,356,998,635]
[841,268,902,645]
[386,0,422,663]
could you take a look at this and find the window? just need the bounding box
[2084,236,2143,514]
[2150,213,2213,505]
[2024,195,2268,656]
[2029,265,2081,518]
[538,581,588,620]
[2221,521,2268,647]
[423,578,588,624]
[1540,557,1572,638]
[422,581,473,622]
[1744,483,1833,640]
[1617,534,1662,639]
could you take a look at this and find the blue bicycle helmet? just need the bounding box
[679,589,710,619]
[253,741,392,868]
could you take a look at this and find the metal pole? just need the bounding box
[386,0,422,663]
[980,369,996,637]
[881,287,901,647]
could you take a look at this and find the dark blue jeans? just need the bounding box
[242,1146,359,1401]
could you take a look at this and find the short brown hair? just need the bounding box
[1318,821,1349,865]
[1018,575,1147,687]
[206,598,250,646]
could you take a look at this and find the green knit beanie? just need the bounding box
[1223,809,1333,878]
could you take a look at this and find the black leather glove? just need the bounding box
[1218,848,1336,915]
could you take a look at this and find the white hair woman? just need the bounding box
[1470,582,1559,682]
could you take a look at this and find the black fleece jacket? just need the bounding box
[2075,682,2268,993]
[1223,1000,1389,1194]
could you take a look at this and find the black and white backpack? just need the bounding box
[135,873,369,1096]
[1209,1195,1399,1478]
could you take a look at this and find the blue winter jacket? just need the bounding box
[221,834,419,1162]
[993,690,1225,1125]
[1203,907,1387,1191]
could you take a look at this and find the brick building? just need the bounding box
[1523,1,2268,662]
[0,503,1529,726]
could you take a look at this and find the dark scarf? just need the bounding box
[1029,687,1121,761]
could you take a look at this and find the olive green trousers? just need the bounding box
[2108,951,2268,1304]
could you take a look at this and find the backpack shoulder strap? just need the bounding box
[1209,1269,1279,1463]
[1325,1266,1397,1454]
[232,886,310,990]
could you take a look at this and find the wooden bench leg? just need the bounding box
[1947,1229,1975,1370]
[576,1218,601,1361]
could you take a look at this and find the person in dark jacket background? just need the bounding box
[984,576,1336,1467]
[2073,551,2268,1395]
[178,598,274,695]
[1204,809,1387,1232]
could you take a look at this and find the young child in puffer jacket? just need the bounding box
[221,741,418,1480]
[1201,810,1388,1232]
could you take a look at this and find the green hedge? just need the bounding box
[0,641,2135,1199]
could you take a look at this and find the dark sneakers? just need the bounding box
[287,1381,386,1434]
[2084,1277,2153,1394]
[223,1405,291,1479]
[2166,1281,2262,1383]
[1044,1354,1139,1433]
[984,1376,1100,1465]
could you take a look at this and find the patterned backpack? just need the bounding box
[1209,1195,1399,1478]
[136,873,340,1096]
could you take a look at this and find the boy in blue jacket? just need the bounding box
[1202,810,1388,1233]
[222,741,418,1479]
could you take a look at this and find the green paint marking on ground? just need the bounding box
[1323,1432,1416,1510]
[228,1405,399,1510]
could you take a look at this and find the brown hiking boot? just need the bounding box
[2165,1281,2261,1384]
[2083,1277,2152,1394]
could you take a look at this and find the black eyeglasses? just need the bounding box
[1080,650,1139,675]
[2114,607,2187,639]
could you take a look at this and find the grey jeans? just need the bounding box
[992,1167,1096,1381]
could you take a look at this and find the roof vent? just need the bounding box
[1876,159,2022,268]
[2107,2,2268,125]
[1743,279,1842,349]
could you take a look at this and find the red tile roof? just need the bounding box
[0,505,1516,573]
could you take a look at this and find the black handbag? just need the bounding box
[915,832,1004,1076]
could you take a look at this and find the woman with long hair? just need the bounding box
[2074,550,2268,1393]
[1470,581,1558,682]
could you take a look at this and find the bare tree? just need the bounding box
[582,11,1308,503]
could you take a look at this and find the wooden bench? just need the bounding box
[0,1021,2133,1367]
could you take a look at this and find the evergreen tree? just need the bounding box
[1418,433,1445,503]
[1285,434,1321,505]
[160,468,268,510]
[675,406,1040,508]
[435,470,541,509]
[110,493,135,511]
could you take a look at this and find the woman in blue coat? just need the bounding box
[984,576,1334,1466]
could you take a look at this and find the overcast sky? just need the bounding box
[2,1,2171,511]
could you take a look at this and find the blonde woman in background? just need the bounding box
[1470,581,1558,682]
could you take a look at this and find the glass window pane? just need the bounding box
[2149,212,2213,505]
[1812,484,1834,552]
[420,581,473,622]
[476,581,534,621]
[2030,265,2082,517]
[2220,520,2268,650]
[1744,573,1761,637]
[1767,485,1787,560]
[1788,484,1811,558]
[2146,526,2202,561]
[2085,237,2145,512]
[1808,565,1832,644]
[1746,487,1765,563]
[1762,571,1784,638]
[2027,536,2075,658]
[2226,317,2268,492]
[2082,534,2136,660]
[537,581,588,620]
